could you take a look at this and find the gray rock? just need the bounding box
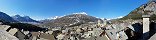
[0,30,19,40]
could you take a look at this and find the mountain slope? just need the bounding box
[12,15,39,23]
[0,12,17,22]
[121,1,156,20]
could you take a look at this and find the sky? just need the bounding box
[0,0,148,20]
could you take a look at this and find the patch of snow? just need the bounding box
[53,16,59,19]
[68,17,76,18]
[75,19,80,22]
[106,16,124,20]
[48,16,62,19]
[117,16,123,19]
[96,17,99,18]
[73,12,88,15]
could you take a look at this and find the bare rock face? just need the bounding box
[144,1,156,15]
[0,30,19,40]
[145,2,156,11]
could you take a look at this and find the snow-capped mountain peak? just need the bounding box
[12,15,39,23]
[73,12,88,15]
[48,16,62,20]
[52,16,59,19]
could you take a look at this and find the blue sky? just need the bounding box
[0,0,148,20]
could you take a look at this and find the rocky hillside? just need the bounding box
[41,14,102,28]
[0,12,17,22]
[120,1,156,20]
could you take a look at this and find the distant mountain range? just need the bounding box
[4,2,156,27]
[0,12,17,22]
[0,11,40,24]
[12,15,40,23]
[40,12,103,28]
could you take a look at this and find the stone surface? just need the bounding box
[0,30,19,40]
[14,31,26,40]
[0,25,10,30]
[9,28,18,35]
[143,18,149,33]
[0,22,2,24]
[56,34,65,40]
[143,17,150,40]
[149,33,156,40]
[31,32,55,40]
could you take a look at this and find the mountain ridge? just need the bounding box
[40,13,103,28]
[0,12,17,22]
[12,15,40,23]
[120,1,156,20]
